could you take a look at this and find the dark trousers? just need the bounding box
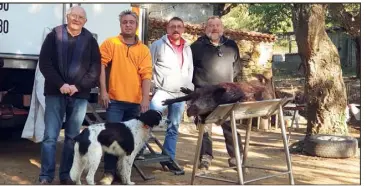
[200,121,244,159]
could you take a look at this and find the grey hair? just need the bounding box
[66,6,87,19]
[206,16,222,25]
[119,10,139,25]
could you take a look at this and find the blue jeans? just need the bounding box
[150,90,185,160]
[103,99,140,176]
[39,95,88,182]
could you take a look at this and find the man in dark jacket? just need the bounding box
[38,6,101,185]
[190,16,244,170]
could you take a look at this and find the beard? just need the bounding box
[207,32,223,41]
[169,31,181,40]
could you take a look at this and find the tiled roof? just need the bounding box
[148,18,277,42]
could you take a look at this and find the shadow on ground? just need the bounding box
[0,121,360,185]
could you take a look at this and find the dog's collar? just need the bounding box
[142,125,150,129]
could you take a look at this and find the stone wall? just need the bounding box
[235,40,274,82]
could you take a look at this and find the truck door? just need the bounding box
[0,4,69,130]
[0,3,68,56]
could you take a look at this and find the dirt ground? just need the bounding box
[0,119,360,185]
[0,78,360,185]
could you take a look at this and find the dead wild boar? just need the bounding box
[162,74,275,123]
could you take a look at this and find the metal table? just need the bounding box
[190,97,295,185]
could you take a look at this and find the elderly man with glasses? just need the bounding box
[190,16,243,170]
[38,5,101,185]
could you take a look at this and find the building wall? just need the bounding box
[328,32,357,68]
[272,31,357,76]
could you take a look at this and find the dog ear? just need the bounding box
[139,110,163,127]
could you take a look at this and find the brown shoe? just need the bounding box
[99,173,114,185]
[228,156,243,167]
[228,156,249,173]
[198,155,212,170]
[39,179,51,185]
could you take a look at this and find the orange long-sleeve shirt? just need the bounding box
[100,35,152,104]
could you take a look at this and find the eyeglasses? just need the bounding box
[216,46,223,57]
[68,14,86,21]
[168,25,184,30]
[121,20,137,25]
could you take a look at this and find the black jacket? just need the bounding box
[39,25,101,99]
[190,35,240,88]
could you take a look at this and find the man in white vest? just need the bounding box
[149,17,194,169]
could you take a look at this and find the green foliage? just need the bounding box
[275,39,290,48]
[327,3,360,31]
[221,3,294,33]
[221,3,360,35]
[343,3,360,16]
[221,4,252,31]
[248,4,293,33]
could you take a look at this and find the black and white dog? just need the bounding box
[70,110,162,185]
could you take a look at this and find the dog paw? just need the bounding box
[127,181,135,185]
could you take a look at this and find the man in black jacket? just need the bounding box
[38,6,101,185]
[190,16,244,170]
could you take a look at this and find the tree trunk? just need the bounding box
[212,3,238,17]
[213,4,226,16]
[354,36,361,79]
[292,4,348,137]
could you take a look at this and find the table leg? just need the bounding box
[242,118,252,181]
[278,106,295,185]
[230,110,244,185]
[191,123,206,185]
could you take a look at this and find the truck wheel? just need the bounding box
[303,134,358,158]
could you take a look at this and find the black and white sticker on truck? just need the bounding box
[0,3,10,34]
[0,4,64,55]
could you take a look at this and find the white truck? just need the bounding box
[0,3,148,131]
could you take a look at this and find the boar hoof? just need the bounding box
[180,87,193,94]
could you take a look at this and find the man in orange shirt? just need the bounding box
[98,10,152,184]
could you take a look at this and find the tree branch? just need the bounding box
[328,3,360,37]
[221,4,238,16]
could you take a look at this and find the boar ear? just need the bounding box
[255,74,270,84]
[213,87,226,102]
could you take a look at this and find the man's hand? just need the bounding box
[100,90,110,108]
[140,97,150,113]
[69,85,79,96]
[60,84,71,94]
